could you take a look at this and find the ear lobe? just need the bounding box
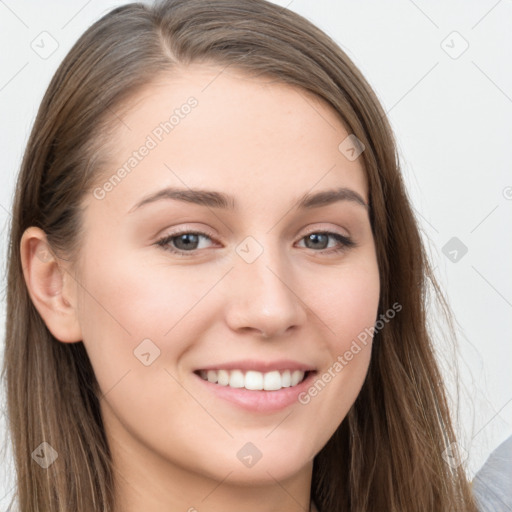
[20,226,82,343]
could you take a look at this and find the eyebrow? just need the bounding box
[128,186,369,213]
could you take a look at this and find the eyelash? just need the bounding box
[155,229,356,257]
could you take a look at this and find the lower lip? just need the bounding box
[194,371,317,413]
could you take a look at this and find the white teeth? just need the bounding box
[245,371,263,390]
[290,370,303,386]
[229,370,245,388]
[281,370,291,387]
[217,369,230,386]
[197,369,307,390]
[263,371,281,391]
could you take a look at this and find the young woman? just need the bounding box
[2,0,479,510]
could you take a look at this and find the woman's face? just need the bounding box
[73,64,380,491]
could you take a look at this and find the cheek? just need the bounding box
[77,236,380,392]
[74,248,214,393]
[78,242,211,332]
[314,259,380,349]
[300,258,379,423]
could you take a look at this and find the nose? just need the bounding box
[223,245,307,339]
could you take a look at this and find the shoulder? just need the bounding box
[472,434,512,511]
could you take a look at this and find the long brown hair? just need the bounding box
[2,0,477,510]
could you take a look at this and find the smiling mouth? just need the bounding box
[194,369,312,391]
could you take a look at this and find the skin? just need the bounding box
[21,64,380,512]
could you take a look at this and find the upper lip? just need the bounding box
[195,359,316,373]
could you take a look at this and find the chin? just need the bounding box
[201,444,314,485]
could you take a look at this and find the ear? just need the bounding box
[20,226,82,343]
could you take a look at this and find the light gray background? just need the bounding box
[1,0,511,508]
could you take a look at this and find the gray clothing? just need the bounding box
[473,435,512,512]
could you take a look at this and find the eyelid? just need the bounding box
[156,223,351,244]
[300,225,351,239]
[155,223,356,257]
[155,225,219,252]
[156,224,218,242]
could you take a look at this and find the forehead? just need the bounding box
[89,64,368,214]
